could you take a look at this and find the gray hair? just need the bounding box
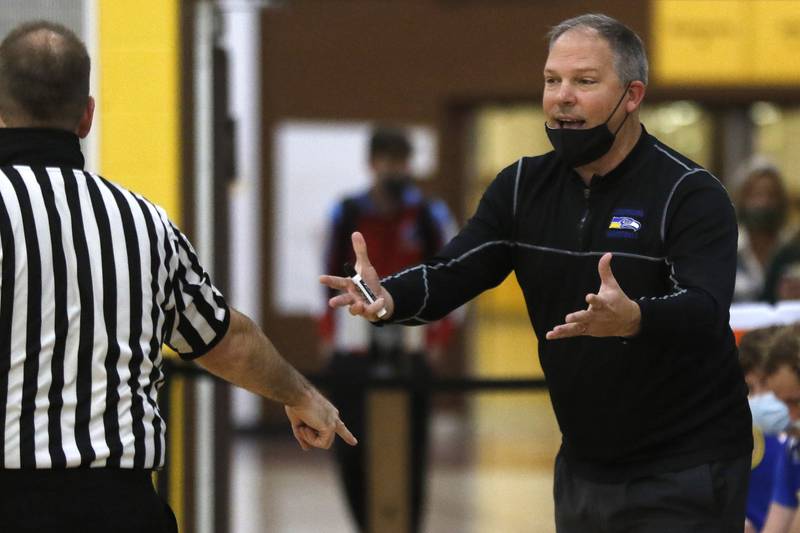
[547,14,649,86]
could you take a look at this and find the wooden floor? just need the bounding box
[231,391,561,533]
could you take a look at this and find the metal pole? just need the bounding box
[218,0,265,429]
[193,3,217,533]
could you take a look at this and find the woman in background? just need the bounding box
[734,159,791,302]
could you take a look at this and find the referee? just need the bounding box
[0,21,356,533]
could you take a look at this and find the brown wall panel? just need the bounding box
[261,1,649,121]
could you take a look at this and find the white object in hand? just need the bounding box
[350,272,388,318]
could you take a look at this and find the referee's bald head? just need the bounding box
[0,21,90,131]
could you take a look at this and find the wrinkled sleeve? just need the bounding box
[383,164,519,324]
[636,170,737,340]
[162,219,230,360]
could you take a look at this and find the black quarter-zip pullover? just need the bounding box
[382,126,752,481]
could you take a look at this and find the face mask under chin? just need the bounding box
[545,84,631,168]
[545,122,618,168]
[740,207,783,233]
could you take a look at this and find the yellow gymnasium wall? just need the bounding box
[95,1,185,528]
[97,0,182,222]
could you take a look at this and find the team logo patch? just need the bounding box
[609,216,641,232]
[607,209,644,239]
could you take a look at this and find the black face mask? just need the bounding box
[379,172,411,203]
[741,206,783,233]
[545,85,630,168]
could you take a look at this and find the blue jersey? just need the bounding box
[747,428,784,530]
[772,435,800,510]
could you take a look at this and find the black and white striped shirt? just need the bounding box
[0,128,230,470]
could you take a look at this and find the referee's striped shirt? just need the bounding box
[0,128,230,470]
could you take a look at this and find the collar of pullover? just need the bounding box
[0,128,85,169]
[581,124,652,190]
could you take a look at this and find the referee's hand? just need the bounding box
[284,389,357,451]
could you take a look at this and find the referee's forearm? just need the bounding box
[195,308,313,407]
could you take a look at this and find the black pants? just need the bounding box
[554,453,750,533]
[0,468,178,533]
[328,352,431,533]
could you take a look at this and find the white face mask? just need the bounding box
[750,392,791,435]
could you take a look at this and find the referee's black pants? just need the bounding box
[554,452,750,533]
[0,468,178,533]
[328,351,431,533]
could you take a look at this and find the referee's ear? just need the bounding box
[76,96,95,139]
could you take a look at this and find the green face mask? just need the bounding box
[740,207,783,233]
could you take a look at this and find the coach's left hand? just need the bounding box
[545,253,641,340]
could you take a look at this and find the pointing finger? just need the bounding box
[336,419,358,446]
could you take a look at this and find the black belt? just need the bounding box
[0,467,153,488]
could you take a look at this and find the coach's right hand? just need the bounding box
[319,231,395,322]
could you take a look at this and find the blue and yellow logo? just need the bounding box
[607,209,644,239]
[609,216,641,232]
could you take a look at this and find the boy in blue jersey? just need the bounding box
[765,437,800,532]
[761,326,800,532]
[741,326,789,532]
[749,434,787,533]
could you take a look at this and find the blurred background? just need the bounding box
[1,0,799,532]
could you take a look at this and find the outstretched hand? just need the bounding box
[545,253,641,340]
[319,231,395,322]
[285,388,357,451]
